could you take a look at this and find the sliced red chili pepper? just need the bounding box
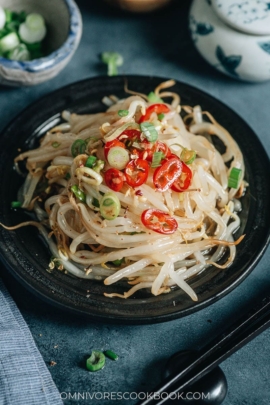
[104,139,125,160]
[141,209,178,235]
[118,129,141,142]
[104,168,125,192]
[171,161,192,192]
[153,155,182,192]
[139,104,170,123]
[125,158,149,188]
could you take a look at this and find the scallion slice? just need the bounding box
[101,52,123,76]
[71,139,86,157]
[0,7,6,30]
[151,151,164,168]
[228,168,242,189]
[148,91,163,103]
[71,185,86,203]
[19,13,46,44]
[118,109,129,117]
[140,122,158,142]
[180,148,196,165]
[11,201,21,208]
[86,351,105,372]
[157,113,165,121]
[100,192,120,220]
[0,32,20,53]
[107,147,129,170]
[85,155,97,168]
[7,43,30,61]
[104,350,119,361]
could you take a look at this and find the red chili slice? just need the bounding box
[141,209,178,235]
[125,158,149,188]
[171,162,192,192]
[153,155,182,192]
[139,104,170,123]
[118,129,141,142]
[104,139,125,160]
[104,168,125,192]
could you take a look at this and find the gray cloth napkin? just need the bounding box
[0,278,63,405]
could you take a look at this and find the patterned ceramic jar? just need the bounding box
[189,0,270,82]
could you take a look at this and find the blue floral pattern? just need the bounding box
[215,46,242,76]
[258,41,270,54]
[215,1,270,24]
[190,16,214,42]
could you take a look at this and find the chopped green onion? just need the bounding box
[4,9,11,24]
[0,32,20,53]
[65,172,71,180]
[180,148,196,165]
[104,350,119,361]
[7,43,30,61]
[86,351,106,372]
[71,185,86,203]
[52,142,60,148]
[92,197,100,208]
[140,122,158,142]
[111,258,124,266]
[19,13,46,44]
[107,147,129,170]
[71,139,86,157]
[148,92,163,103]
[151,151,164,168]
[157,113,165,121]
[11,201,21,208]
[228,168,242,189]
[101,52,123,76]
[93,159,105,173]
[100,192,120,220]
[85,155,97,168]
[118,109,129,117]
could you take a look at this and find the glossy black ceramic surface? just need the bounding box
[0,76,269,323]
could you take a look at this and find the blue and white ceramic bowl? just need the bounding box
[189,0,270,82]
[0,0,82,86]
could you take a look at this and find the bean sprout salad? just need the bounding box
[9,80,246,301]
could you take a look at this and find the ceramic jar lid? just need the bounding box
[212,0,270,35]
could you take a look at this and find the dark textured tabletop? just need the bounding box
[0,1,270,404]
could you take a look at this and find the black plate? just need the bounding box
[0,75,269,324]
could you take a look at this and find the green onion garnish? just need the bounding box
[111,258,124,266]
[151,151,164,168]
[157,113,165,121]
[92,197,100,208]
[65,172,71,180]
[104,350,119,361]
[0,32,20,53]
[140,122,158,143]
[100,192,120,220]
[228,168,242,189]
[107,147,129,170]
[71,185,86,203]
[85,155,97,168]
[11,201,21,208]
[118,109,129,117]
[148,92,163,103]
[86,351,106,372]
[101,52,123,76]
[52,142,60,148]
[180,148,196,165]
[19,13,46,44]
[71,139,86,157]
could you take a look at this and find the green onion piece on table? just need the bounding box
[180,148,196,165]
[71,139,86,157]
[100,192,120,220]
[228,167,242,189]
[140,122,158,142]
[101,52,123,76]
[104,350,119,361]
[71,185,86,203]
[86,351,106,372]
[85,155,97,168]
